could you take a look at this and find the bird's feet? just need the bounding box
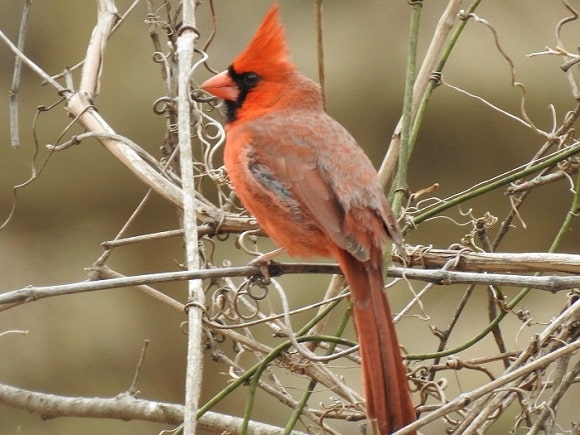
[248,247,285,283]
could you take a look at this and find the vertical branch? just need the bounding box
[314,0,326,110]
[391,0,423,215]
[79,0,119,98]
[177,2,205,434]
[407,0,483,166]
[378,0,464,190]
[8,0,32,148]
[550,165,580,250]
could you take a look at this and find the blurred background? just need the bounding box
[0,1,578,434]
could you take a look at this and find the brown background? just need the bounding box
[0,1,578,434]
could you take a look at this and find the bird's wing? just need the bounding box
[245,111,388,262]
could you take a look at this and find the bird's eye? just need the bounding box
[242,72,260,87]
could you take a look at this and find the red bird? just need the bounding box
[201,4,415,434]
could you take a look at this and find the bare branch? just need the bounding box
[175,2,206,433]
[452,298,580,433]
[506,165,579,194]
[379,0,464,187]
[396,298,580,434]
[389,267,580,292]
[0,263,339,309]
[8,0,32,148]
[0,383,306,435]
[402,248,580,274]
[78,0,119,97]
[2,255,579,311]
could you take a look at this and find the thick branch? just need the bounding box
[402,248,580,274]
[388,267,579,292]
[0,383,306,435]
[176,2,205,433]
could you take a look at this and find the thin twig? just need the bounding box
[409,141,580,228]
[127,340,150,396]
[527,358,580,435]
[8,0,32,148]
[396,330,580,434]
[506,166,579,194]
[314,0,326,110]
[95,266,185,312]
[453,301,580,433]
[0,28,65,92]
[391,0,423,215]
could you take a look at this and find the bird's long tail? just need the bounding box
[336,249,416,434]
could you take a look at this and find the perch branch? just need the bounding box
[2,251,580,309]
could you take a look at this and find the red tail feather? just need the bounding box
[336,249,416,434]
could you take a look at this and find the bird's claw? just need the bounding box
[247,247,285,284]
[248,255,273,285]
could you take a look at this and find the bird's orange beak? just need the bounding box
[201,70,239,102]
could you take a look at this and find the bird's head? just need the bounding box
[201,3,298,122]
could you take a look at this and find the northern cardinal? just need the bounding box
[201,4,415,434]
